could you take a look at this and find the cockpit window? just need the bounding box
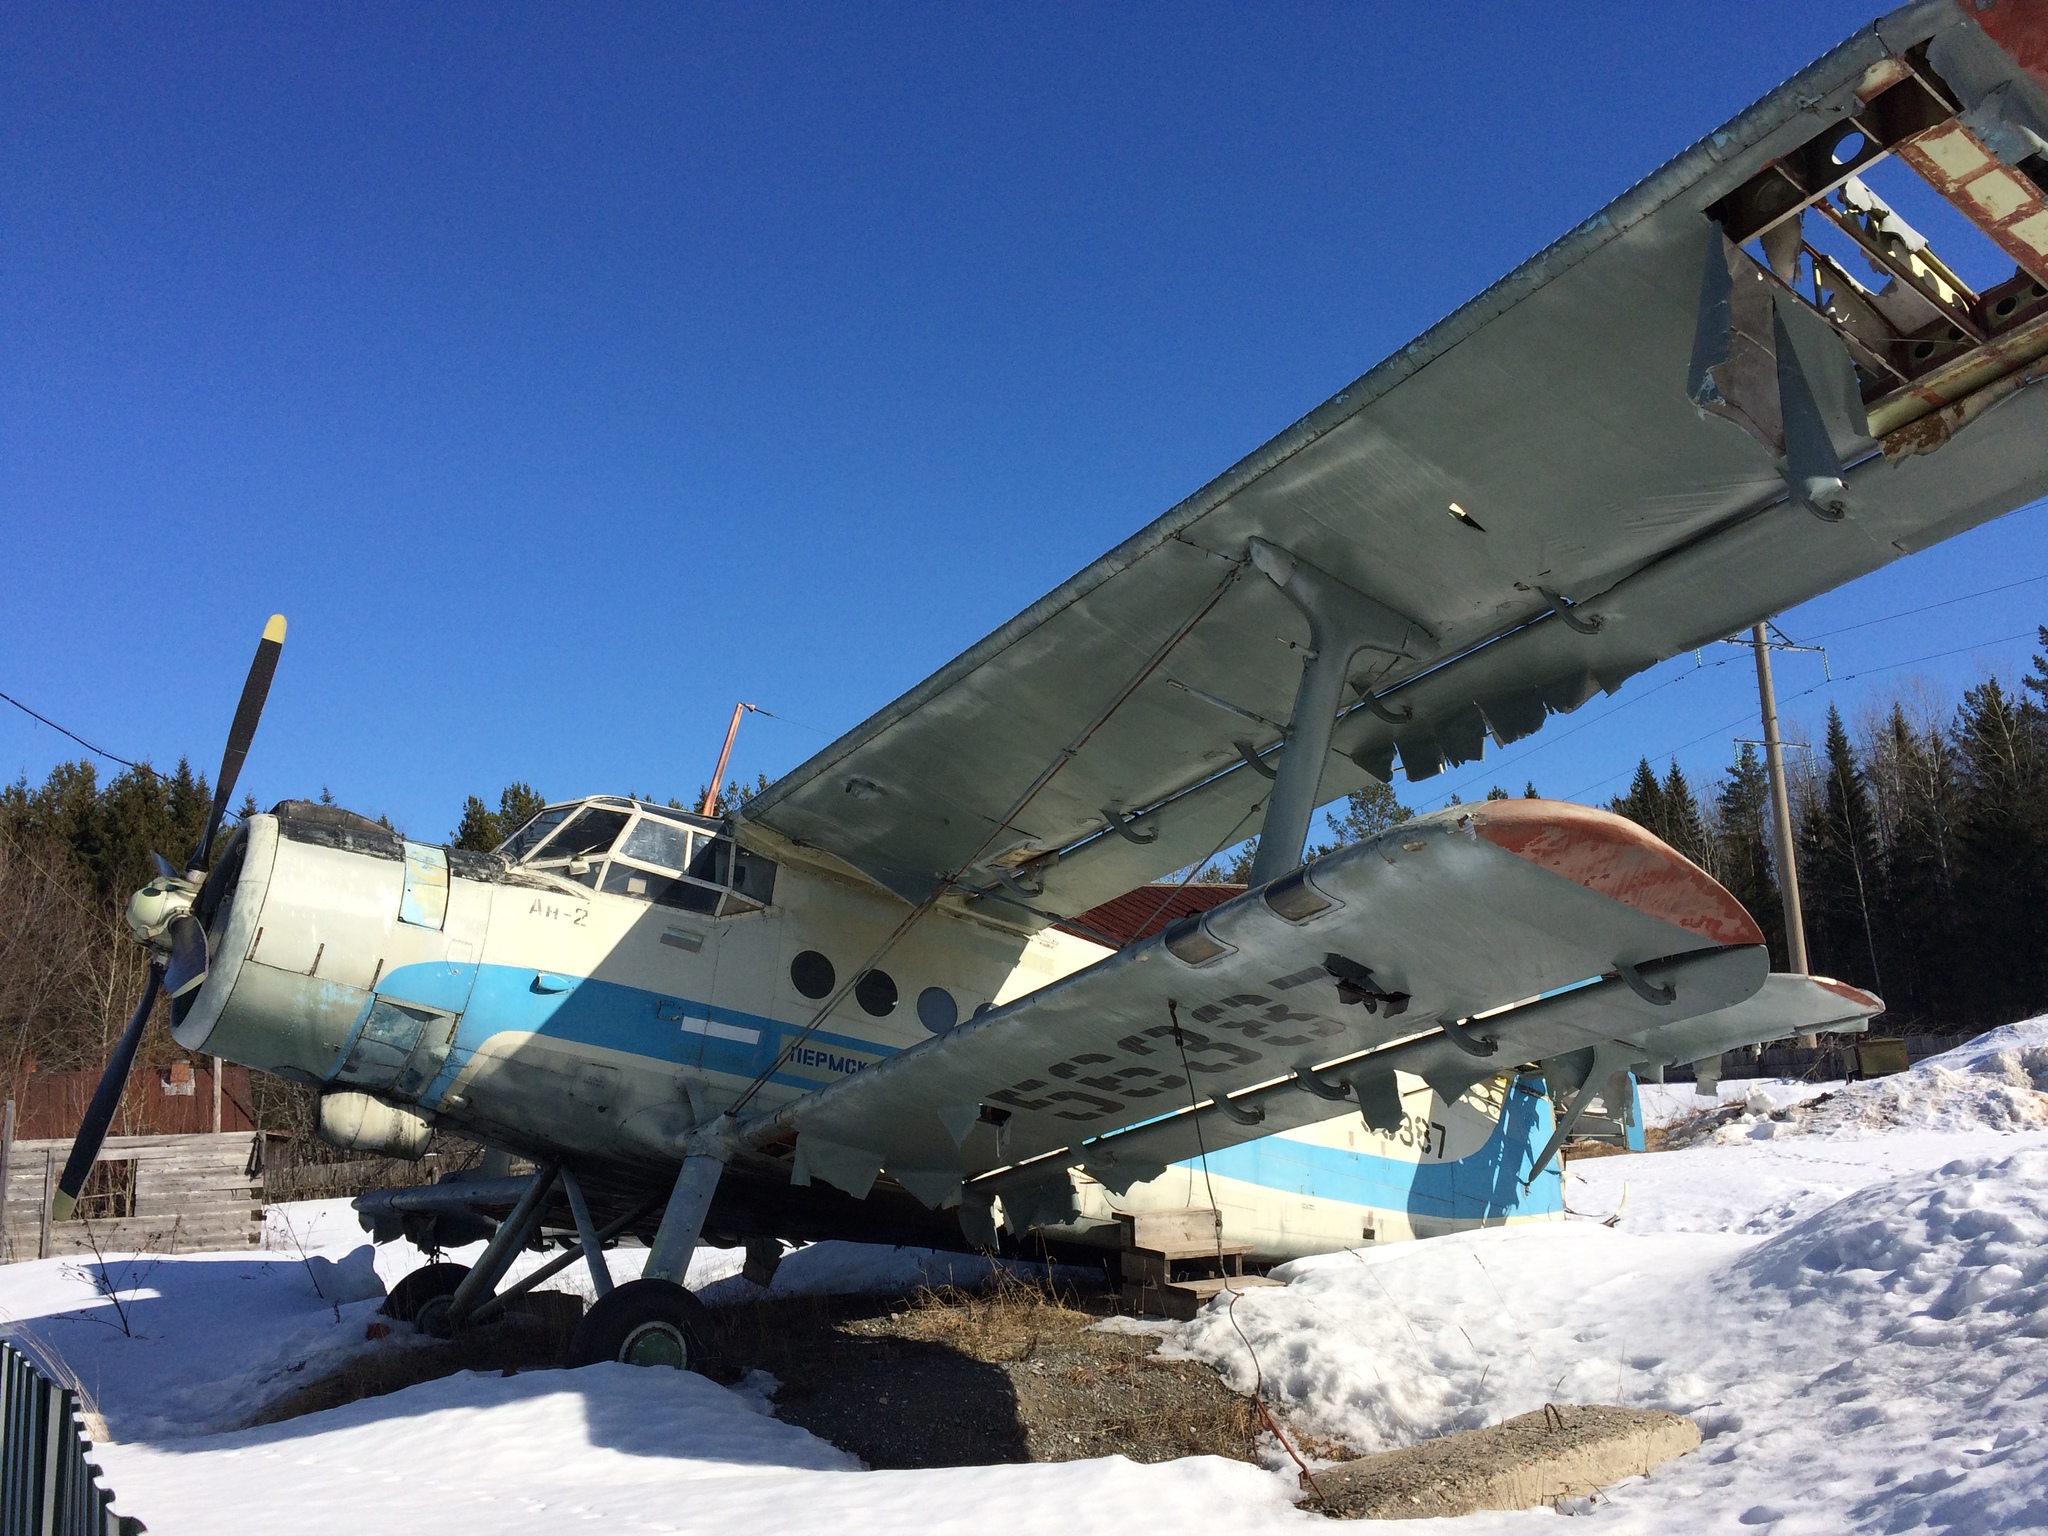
[685,836,730,887]
[508,797,776,914]
[732,846,777,906]
[602,861,721,913]
[500,806,571,861]
[619,816,693,871]
[535,806,631,862]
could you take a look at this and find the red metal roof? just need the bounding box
[1060,882,1245,948]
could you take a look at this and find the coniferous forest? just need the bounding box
[1605,629,2048,1031]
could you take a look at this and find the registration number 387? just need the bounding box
[1379,1113,1449,1158]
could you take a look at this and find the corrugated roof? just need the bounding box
[1061,882,1246,948]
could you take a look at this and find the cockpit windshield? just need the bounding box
[504,797,775,915]
[499,806,571,861]
[534,806,631,863]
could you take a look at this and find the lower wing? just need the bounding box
[764,799,1876,1221]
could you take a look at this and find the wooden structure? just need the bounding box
[1,1132,264,1261]
[1116,1207,1280,1321]
[3,1063,254,1142]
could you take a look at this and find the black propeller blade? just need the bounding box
[52,961,163,1223]
[55,613,287,1224]
[190,613,287,873]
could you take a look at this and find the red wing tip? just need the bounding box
[1469,798,1767,949]
[1811,975,1884,1013]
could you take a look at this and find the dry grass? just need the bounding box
[712,1272,1262,1469]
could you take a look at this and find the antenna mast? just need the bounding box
[701,702,758,817]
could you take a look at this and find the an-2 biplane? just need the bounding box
[61,1,2048,1367]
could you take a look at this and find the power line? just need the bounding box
[1560,628,2042,802]
[0,689,140,771]
[1429,585,2048,804]
[1802,571,2048,641]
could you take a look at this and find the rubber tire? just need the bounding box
[383,1262,471,1324]
[566,1279,715,1372]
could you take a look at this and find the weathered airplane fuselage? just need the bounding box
[174,800,1564,1260]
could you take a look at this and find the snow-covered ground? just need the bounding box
[2,1018,2044,1534]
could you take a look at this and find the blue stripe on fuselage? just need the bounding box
[370,960,898,1105]
[1184,1081,1562,1220]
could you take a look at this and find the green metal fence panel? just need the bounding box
[0,1341,142,1536]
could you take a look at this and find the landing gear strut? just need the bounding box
[566,1144,729,1371]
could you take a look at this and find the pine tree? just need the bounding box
[1878,706,1961,1022]
[2022,624,2048,719]
[1319,781,1413,847]
[1609,758,1667,839]
[451,782,551,850]
[1952,678,2048,1023]
[1799,707,1885,991]
[452,797,503,851]
[497,783,546,837]
[1659,761,1714,873]
[1715,742,1786,969]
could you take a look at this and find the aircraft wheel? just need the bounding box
[566,1278,714,1372]
[383,1262,471,1327]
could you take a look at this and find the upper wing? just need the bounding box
[745,2,2048,914]
[771,799,1835,1209]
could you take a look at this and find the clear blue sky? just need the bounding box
[4,3,2044,844]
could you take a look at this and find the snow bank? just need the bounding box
[18,1014,2048,1533]
[0,1248,406,1440]
[1637,1076,1833,1130]
[1169,1148,2048,1532]
[1662,1015,2048,1148]
[1789,1016,2048,1138]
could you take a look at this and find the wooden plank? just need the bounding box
[1116,1208,1239,1255]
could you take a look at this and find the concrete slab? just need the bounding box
[1306,1403,1700,1519]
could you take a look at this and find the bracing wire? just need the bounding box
[1168,1000,1326,1503]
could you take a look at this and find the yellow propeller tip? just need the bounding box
[50,1192,75,1224]
[262,614,288,643]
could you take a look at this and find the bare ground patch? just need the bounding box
[713,1277,1261,1468]
[248,1275,1266,1470]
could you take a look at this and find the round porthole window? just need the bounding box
[916,986,958,1034]
[854,968,898,1017]
[789,950,835,1000]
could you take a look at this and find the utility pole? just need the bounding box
[1752,623,1814,1044]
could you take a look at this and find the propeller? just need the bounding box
[190,612,287,875]
[51,963,163,1223]
[53,614,286,1225]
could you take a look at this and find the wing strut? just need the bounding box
[1245,539,1434,885]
